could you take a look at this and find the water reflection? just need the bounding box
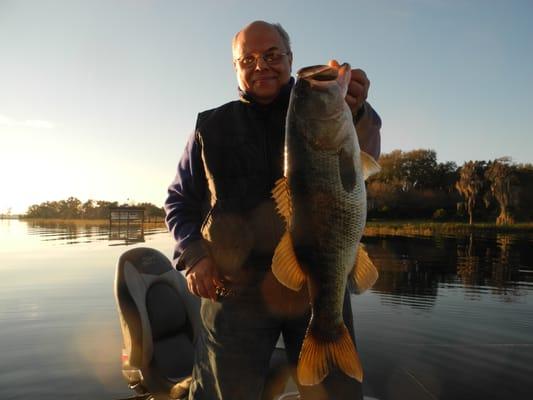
[364,231,533,308]
[108,222,144,245]
[1,220,532,400]
[22,220,167,246]
[456,233,528,301]
[358,231,533,400]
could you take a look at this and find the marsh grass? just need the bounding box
[20,218,166,226]
[365,220,533,237]
[17,218,533,237]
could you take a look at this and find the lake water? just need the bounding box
[0,219,532,400]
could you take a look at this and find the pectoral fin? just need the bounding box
[272,177,292,225]
[349,243,379,294]
[360,151,381,180]
[272,231,306,291]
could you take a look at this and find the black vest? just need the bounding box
[195,82,292,273]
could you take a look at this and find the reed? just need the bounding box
[365,220,533,237]
[19,218,166,226]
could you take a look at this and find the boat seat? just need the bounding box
[115,247,294,400]
[115,247,200,399]
[146,281,194,380]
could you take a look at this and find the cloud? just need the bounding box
[0,113,56,129]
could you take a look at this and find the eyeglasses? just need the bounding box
[235,51,290,69]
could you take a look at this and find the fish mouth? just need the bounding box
[296,63,351,95]
[297,65,338,81]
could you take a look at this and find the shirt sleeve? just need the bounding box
[354,101,382,160]
[164,130,210,270]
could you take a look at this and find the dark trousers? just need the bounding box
[188,271,363,400]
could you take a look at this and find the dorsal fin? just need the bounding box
[272,177,292,225]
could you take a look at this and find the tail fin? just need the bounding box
[297,324,363,386]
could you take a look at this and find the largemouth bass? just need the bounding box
[271,63,380,385]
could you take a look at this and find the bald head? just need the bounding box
[232,21,291,59]
[232,20,293,104]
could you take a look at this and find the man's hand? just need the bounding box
[186,257,222,300]
[328,59,370,114]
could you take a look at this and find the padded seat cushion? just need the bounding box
[152,334,195,380]
[146,282,188,340]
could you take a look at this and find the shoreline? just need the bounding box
[9,218,533,234]
[365,220,533,236]
[13,218,166,226]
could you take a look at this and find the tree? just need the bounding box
[514,164,533,220]
[399,149,438,190]
[371,150,404,185]
[81,199,98,219]
[95,200,119,219]
[369,149,451,190]
[367,149,460,219]
[137,202,165,218]
[59,197,82,219]
[455,161,486,224]
[433,161,458,192]
[484,158,517,225]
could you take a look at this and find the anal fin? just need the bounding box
[272,231,305,291]
[349,243,379,294]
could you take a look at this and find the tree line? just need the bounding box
[367,149,533,224]
[24,198,165,220]
[22,149,533,225]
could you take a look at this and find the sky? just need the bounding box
[1,0,532,214]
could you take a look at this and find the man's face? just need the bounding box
[233,24,293,104]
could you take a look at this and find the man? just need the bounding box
[165,20,381,400]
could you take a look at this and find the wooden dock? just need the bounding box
[108,207,145,243]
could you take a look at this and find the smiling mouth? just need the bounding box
[254,76,276,82]
[254,79,277,87]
